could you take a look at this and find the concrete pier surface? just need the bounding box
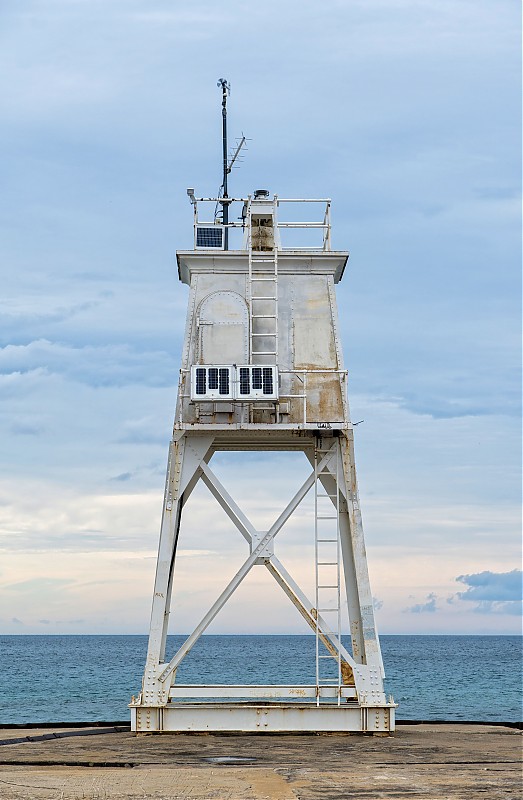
[0,723,520,799]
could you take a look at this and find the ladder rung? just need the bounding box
[252,296,277,301]
[251,277,277,281]
[252,314,277,318]
[317,562,338,566]
[318,584,339,589]
[317,515,337,520]
[317,493,337,498]
[317,539,338,543]
[317,607,341,612]
[252,351,277,355]
[251,332,276,336]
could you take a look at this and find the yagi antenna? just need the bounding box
[216,78,248,249]
[227,135,247,173]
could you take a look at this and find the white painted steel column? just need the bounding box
[142,434,215,705]
[340,431,384,675]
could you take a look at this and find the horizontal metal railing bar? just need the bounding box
[279,246,329,251]
[277,222,328,228]
[276,198,331,203]
[193,197,330,203]
[179,368,346,375]
[279,369,347,374]
[168,685,355,698]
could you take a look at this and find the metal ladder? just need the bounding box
[247,202,278,365]
[314,439,342,705]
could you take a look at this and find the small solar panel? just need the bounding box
[218,368,230,395]
[262,367,274,395]
[208,368,218,390]
[195,368,206,395]
[252,368,262,390]
[196,227,223,248]
[239,367,250,395]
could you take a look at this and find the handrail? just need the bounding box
[178,367,348,427]
[191,196,332,252]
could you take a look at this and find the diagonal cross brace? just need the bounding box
[158,450,337,684]
[200,460,355,674]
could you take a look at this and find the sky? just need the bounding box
[0,0,521,638]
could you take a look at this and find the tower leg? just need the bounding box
[340,431,384,674]
[140,433,214,707]
[307,435,384,675]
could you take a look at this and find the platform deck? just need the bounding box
[0,723,520,799]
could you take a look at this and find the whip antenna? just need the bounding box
[217,79,247,249]
[217,78,230,248]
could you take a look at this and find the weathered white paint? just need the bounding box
[131,193,395,733]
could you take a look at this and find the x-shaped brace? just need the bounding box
[158,445,357,684]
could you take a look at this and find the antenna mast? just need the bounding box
[217,78,230,249]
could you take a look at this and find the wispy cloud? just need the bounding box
[0,340,175,388]
[404,593,438,614]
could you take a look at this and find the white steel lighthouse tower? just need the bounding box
[131,84,395,734]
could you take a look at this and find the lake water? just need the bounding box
[0,634,520,724]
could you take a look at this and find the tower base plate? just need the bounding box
[131,702,395,734]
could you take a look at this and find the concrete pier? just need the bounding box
[0,723,520,798]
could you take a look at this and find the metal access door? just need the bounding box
[198,291,249,365]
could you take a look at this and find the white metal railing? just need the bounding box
[177,368,348,426]
[278,369,347,425]
[188,195,332,252]
[168,685,357,699]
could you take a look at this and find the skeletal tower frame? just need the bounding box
[130,188,396,733]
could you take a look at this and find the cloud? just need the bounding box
[5,577,74,592]
[111,472,132,482]
[10,419,44,436]
[404,593,438,614]
[453,569,522,615]
[0,339,175,388]
[0,0,519,635]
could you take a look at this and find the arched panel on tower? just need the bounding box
[197,291,249,364]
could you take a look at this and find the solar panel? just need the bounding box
[239,367,250,395]
[191,365,278,401]
[218,368,230,395]
[195,368,206,395]
[196,227,223,248]
[262,367,274,395]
